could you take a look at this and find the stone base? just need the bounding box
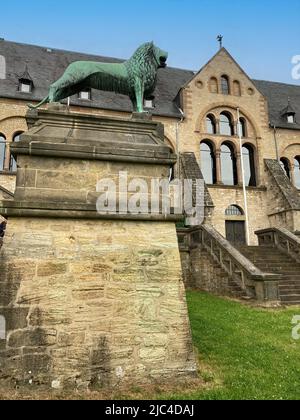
[0,217,197,389]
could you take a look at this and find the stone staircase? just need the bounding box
[191,247,247,299]
[238,246,300,305]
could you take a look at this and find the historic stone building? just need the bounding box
[1,39,300,305]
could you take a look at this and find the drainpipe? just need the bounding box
[273,125,280,162]
[175,106,185,179]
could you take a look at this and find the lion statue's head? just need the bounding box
[129,42,168,69]
[126,42,168,96]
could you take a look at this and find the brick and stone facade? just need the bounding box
[1,43,299,242]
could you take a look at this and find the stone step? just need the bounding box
[279,284,300,289]
[282,302,300,306]
[280,294,300,302]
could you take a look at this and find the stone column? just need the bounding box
[236,152,243,186]
[290,162,296,186]
[215,149,223,184]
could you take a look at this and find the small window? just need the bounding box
[9,132,23,172]
[225,205,244,216]
[221,75,230,95]
[243,144,257,187]
[280,158,291,179]
[221,142,238,186]
[294,157,300,189]
[233,80,241,96]
[19,79,32,93]
[0,134,6,171]
[206,114,217,134]
[209,77,219,94]
[238,118,247,138]
[144,99,154,109]
[200,140,217,185]
[220,112,234,136]
[287,114,295,124]
[78,89,91,100]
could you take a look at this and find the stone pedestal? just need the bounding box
[0,109,196,388]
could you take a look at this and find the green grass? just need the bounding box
[1,292,300,400]
[181,291,300,400]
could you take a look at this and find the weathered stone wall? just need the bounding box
[0,110,196,388]
[0,217,196,388]
[179,245,239,297]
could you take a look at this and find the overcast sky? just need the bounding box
[1,0,300,83]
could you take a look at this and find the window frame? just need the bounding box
[221,75,230,95]
[0,133,7,171]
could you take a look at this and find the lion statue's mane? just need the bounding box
[29,42,168,113]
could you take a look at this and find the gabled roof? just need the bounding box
[18,65,34,83]
[0,39,300,129]
[253,80,300,129]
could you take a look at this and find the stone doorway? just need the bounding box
[225,220,246,245]
[225,205,246,245]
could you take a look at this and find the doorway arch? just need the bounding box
[225,205,246,245]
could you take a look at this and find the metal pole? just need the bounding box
[237,108,250,245]
[273,125,280,162]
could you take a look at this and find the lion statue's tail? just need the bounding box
[28,95,50,109]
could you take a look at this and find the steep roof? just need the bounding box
[0,40,193,118]
[254,80,300,130]
[0,39,299,128]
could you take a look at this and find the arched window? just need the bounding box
[225,205,244,216]
[220,112,234,136]
[200,140,216,185]
[280,158,291,180]
[209,77,219,94]
[0,134,6,171]
[221,75,230,95]
[294,157,300,189]
[242,144,257,187]
[233,80,241,96]
[0,56,6,80]
[9,132,23,172]
[238,118,247,138]
[206,114,217,134]
[221,142,238,186]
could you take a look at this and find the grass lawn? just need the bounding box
[182,291,300,400]
[1,291,300,400]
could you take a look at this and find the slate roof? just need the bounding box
[0,39,300,128]
[253,80,300,130]
[0,40,194,118]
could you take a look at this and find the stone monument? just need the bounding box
[0,42,196,389]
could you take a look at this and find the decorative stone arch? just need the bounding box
[195,103,261,139]
[0,116,28,141]
[225,204,245,217]
[282,143,300,161]
[200,137,217,153]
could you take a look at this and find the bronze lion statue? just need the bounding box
[29,42,168,113]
